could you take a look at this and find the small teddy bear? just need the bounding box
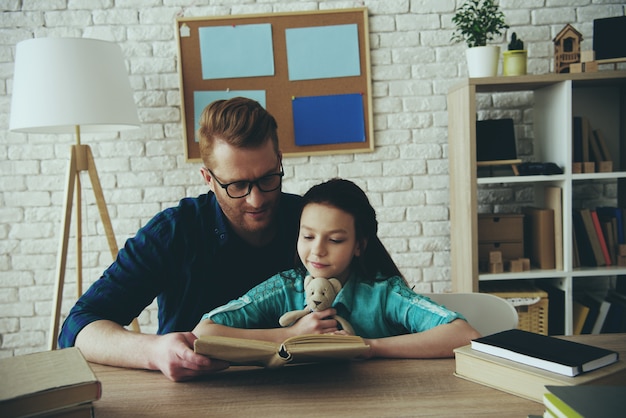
[279,275,355,335]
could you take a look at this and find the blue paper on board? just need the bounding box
[194,91,266,141]
[285,24,360,81]
[199,24,274,80]
[292,93,365,146]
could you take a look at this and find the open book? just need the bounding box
[194,334,370,368]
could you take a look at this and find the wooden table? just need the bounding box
[90,334,626,417]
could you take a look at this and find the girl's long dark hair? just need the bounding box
[295,178,404,283]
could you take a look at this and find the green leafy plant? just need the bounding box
[507,32,524,50]
[451,0,509,48]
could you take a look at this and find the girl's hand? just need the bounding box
[289,308,339,335]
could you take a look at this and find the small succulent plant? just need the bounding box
[508,32,524,50]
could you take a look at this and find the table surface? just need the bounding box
[90,334,626,417]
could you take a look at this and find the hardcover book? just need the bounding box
[454,344,626,403]
[194,334,370,368]
[0,347,101,418]
[572,208,606,267]
[544,385,626,418]
[469,329,618,376]
[522,207,556,269]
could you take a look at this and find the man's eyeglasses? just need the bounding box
[208,165,284,199]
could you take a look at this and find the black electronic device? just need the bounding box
[516,162,564,176]
[593,16,626,61]
[476,118,518,162]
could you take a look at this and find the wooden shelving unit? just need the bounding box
[447,71,626,335]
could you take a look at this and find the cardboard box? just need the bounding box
[478,214,524,242]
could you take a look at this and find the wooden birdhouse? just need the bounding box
[554,24,583,73]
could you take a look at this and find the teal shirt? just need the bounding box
[204,269,464,338]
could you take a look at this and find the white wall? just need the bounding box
[1,0,624,356]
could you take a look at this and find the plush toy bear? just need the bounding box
[278,275,355,335]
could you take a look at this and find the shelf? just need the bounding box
[448,71,626,336]
[449,71,626,94]
[572,171,626,181]
[478,174,565,185]
[479,270,566,281]
[571,266,626,277]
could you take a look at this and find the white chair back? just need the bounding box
[423,292,518,336]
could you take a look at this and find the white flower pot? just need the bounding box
[466,46,500,78]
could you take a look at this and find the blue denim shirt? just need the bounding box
[205,269,464,338]
[58,192,302,348]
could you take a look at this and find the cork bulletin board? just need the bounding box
[175,8,373,161]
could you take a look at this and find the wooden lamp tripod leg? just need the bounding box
[49,146,78,350]
[49,142,139,350]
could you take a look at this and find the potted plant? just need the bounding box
[451,0,509,77]
[503,32,527,76]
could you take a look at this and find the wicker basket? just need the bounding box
[481,285,549,335]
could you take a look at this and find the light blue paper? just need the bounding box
[199,24,274,80]
[292,93,365,146]
[285,24,361,81]
[193,91,267,141]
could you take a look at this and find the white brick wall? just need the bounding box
[1,0,624,356]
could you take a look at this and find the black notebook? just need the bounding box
[470,329,619,376]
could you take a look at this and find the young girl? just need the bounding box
[193,178,480,359]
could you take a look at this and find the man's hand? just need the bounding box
[149,332,230,381]
[75,320,230,382]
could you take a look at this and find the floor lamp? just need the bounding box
[9,38,141,350]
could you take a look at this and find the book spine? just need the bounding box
[591,210,611,265]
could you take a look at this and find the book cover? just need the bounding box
[603,291,626,333]
[588,293,611,335]
[580,116,590,163]
[544,187,563,270]
[0,348,101,418]
[589,124,604,164]
[522,207,555,269]
[576,292,601,335]
[470,329,619,376]
[597,206,624,245]
[544,385,626,418]
[593,129,612,163]
[40,402,95,418]
[573,301,590,335]
[590,210,611,265]
[194,334,370,368]
[600,219,616,266]
[543,393,581,418]
[572,223,580,268]
[454,344,626,403]
[572,209,605,267]
[572,116,583,163]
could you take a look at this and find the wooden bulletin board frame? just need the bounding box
[175,8,373,162]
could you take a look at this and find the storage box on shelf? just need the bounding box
[447,71,626,335]
[481,283,549,335]
[478,214,524,272]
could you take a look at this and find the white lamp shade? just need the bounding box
[9,37,140,134]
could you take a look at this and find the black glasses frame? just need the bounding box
[208,164,284,199]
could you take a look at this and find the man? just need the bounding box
[58,97,303,381]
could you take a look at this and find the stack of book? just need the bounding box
[453,329,625,403]
[0,347,101,417]
[543,385,625,417]
[572,116,613,174]
[572,289,626,335]
[572,206,626,269]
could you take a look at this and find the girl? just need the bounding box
[193,178,480,359]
